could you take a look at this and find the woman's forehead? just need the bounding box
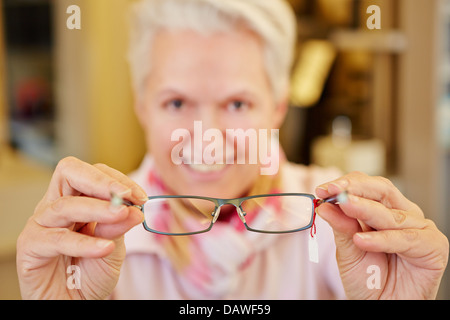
[146,29,271,94]
[150,28,264,69]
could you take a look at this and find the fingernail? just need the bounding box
[356,232,371,240]
[316,185,328,191]
[340,179,349,188]
[96,239,113,249]
[132,186,148,202]
[116,188,132,198]
[110,203,126,214]
[138,194,149,203]
[331,179,348,190]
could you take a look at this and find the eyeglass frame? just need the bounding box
[123,193,320,236]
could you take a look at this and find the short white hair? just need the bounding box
[128,0,297,103]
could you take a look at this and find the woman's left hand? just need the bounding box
[316,171,449,299]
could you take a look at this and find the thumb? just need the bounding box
[316,203,364,259]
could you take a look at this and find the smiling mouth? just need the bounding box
[187,163,228,173]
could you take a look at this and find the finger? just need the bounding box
[316,204,366,263]
[353,227,447,269]
[317,203,361,235]
[34,196,132,228]
[29,225,115,259]
[316,172,414,212]
[337,194,428,231]
[47,157,134,203]
[94,206,144,239]
[94,163,147,204]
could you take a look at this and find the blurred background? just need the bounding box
[0,0,449,299]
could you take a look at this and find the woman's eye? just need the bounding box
[167,99,184,110]
[227,100,249,112]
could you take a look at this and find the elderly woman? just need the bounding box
[16,0,448,300]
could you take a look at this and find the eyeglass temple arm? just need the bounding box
[314,191,348,208]
[110,192,144,211]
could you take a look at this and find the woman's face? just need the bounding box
[138,28,287,198]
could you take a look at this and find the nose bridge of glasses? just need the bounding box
[212,199,246,224]
[226,199,246,223]
[216,199,241,206]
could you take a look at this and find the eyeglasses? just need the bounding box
[113,192,346,236]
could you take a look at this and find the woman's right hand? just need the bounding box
[16,157,147,299]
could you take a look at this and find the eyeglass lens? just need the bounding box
[143,197,216,234]
[240,195,314,232]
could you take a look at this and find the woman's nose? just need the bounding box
[196,106,223,132]
[187,105,233,164]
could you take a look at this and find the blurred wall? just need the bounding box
[54,0,146,174]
